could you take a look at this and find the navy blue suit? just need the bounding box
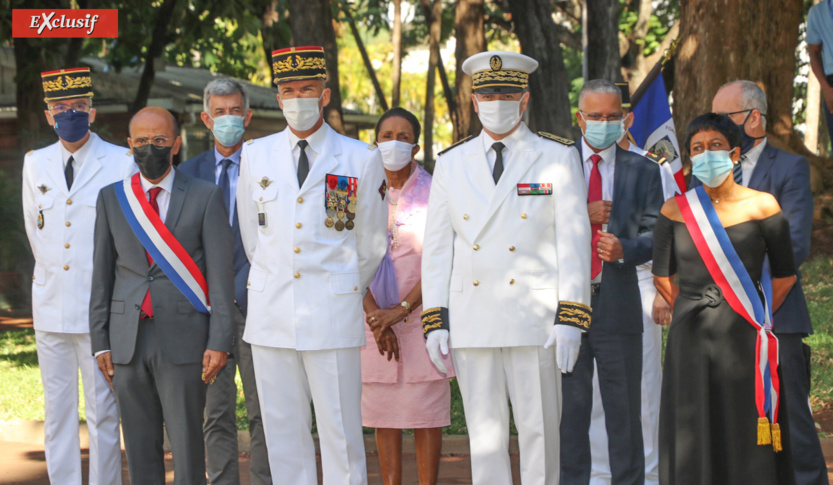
[179,150,272,485]
[561,145,664,485]
[691,142,825,485]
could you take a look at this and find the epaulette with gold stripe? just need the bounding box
[438,135,474,156]
[537,131,575,146]
[556,301,591,330]
[643,151,667,165]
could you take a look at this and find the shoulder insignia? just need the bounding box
[126,150,132,156]
[367,143,377,151]
[246,139,254,145]
[27,150,33,156]
[537,131,575,146]
[644,151,667,165]
[438,135,474,156]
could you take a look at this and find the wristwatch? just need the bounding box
[400,300,412,314]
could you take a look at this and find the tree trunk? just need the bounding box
[391,0,403,108]
[421,0,443,172]
[674,0,802,144]
[344,7,388,112]
[288,0,344,134]
[130,0,179,115]
[261,0,293,70]
[585,0,622,82]
[510,0,573,138]
[621,0,654,86]
[14,38,61,154]
[453,0,485,142]
[807,64,821,155]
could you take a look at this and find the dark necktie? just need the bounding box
[297,139,309,187]
[140,187,163,319]
[734,157,744,186]
[219,159,232,211]
[492,142,505,184]
[65,156,74,190]
[588,154,603,279]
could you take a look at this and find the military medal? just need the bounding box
[37,211,44,230]
[256,201,266,226]
[326,173,358,230]
[37,184,51,195]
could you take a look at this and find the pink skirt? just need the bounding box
[361,379,451,429]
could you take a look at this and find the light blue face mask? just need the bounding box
[691,149,736,188]
[581,113,623,150]
[211,115,246,147]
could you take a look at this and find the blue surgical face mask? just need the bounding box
[691,149,737,188]
[52,109,90,143]
[581,113,623,150]
[210,115,246,147]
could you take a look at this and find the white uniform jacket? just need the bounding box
[22,133,135,333]
[238,124,388,351]
[422,124,592,348]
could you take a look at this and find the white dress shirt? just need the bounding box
[581,138,616,201]
[480,124,527,172]
[288,124,328,173]
[139,168,176,223]
[59,132,94,172]
[214,146,241,225]
[740,139,767,187]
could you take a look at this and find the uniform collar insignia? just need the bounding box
[37,184,51,195]
[259,177,272,189]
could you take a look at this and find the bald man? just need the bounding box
[90,107,235,485]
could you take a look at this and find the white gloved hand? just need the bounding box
[425,329,450,373]
[544,325,582,373]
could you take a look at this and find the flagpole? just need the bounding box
[630,39,679,109]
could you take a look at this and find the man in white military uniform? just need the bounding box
[21,67,133,484]
[421,51,592,485]
[587,83,680,485]
[237,46,387,485]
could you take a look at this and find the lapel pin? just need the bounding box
[37,184,51,195]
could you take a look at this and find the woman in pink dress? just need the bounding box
[361,108,455,485]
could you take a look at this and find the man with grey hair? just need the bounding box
[179,78,272,485]
[700,80,822,485]
[561,78,664,484]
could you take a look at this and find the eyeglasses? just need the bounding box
[50,101,89,113]
[132,136,173,147]
[580,111,623,122]
[720,109,767,118]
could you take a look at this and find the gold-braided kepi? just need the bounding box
[462,51,538,94]
[271,46,327,85]
[41,67,94,103]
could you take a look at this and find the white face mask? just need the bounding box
[377,140,414,171]
[280,93,323,131]
[475,95,525,135]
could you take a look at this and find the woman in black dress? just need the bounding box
[653,113,797,485]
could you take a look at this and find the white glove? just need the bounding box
[426,329,449,373]
[544,325,582,373]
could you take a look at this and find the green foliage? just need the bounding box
[803,257,833,408]
[619,0,678,58]
[0,329,53,422]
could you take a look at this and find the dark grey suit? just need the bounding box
[561,145,664,485]
[179,150,271,485]
[90,170,235,485]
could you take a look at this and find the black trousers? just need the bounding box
[777,333,829,485]
[561,324,644,485]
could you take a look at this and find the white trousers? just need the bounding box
[589,276,662,485]
[35,330,122,485]
[251,345,367,485]
[453,346,561,485]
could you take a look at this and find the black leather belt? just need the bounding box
[591,283,601,295]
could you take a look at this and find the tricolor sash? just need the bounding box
[114,173,211,314]
[677,186,781,450]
